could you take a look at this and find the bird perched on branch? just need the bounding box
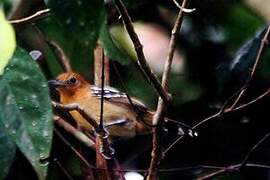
[49,72,195,138]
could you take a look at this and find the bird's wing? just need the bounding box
[90,85,149,114]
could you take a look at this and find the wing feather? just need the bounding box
[90,85,149,114]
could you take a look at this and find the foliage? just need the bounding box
[0,47,53,179]
[0,0,269,179]
[0,7,16,75]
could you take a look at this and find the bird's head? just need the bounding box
[48,72,89,94]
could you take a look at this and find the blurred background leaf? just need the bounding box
[99,21,131,65]
[216,27,269,97]
[0,7,16,75]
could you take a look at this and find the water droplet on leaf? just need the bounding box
[43,130,49,137]
[77,0,82,6]
[66,18,71,25]
[41,83,47,88]
[22,75,29,81]
[31,94,37,99]
[79,21,85,27]
[29,50,42,61]
[32,121,37,127]
[84,41,89,46]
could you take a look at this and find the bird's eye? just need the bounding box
[68,77,77,84]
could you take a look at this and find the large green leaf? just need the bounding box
[217,26,269,96]
[99,22,131,65]
[0,47,53,179]
[0,114,16,180]
[43,0,105,74]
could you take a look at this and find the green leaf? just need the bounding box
[110,25,138,61]
[43,0,105,74]
[100,22,131,65]
[217,26,269,96]
[0,116,16,180]
[0,8,16,75]
[0,47,53,180]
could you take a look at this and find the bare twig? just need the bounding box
[240,131,270,169]
[197,163,270,180]
[163,88,270,155]
[229,25,270,110]
[53,127,94,169]
[93,44,115,160]
[47,40,72,72]
[99,46,106,129]
[52,101,99,129]
[162,25,270,154]
[147,0,189,179]
[94,43,110,86]
[54,116,95,149]
[9,9,51,24]
[113,0,171,104]
[197,168,229,180]
[52,101,114,159]
[94,43,115,180]
[230,88,270,112]
[54,158,75,180]
[171,0,196,12]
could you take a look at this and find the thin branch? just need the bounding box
[94,43,110,86]
[53,127,94,169]
[230,88,270,112]
[54,158,75,180]
[246,163,270,169]
[52,101,99,130]
[147,0,189,179]
[99,46,105,129]
[94,44,114,180]
[113,0,171,104]
[229,25,270,110]
[197,163,270,180]
[52,101,114,159]
[171,0,196,12]
[9,8,51,24]
[52,160,270,176]
[54,116,95,149]
[197,168,227,180]
[240,131,270,169]
[47,40,72,72]
[163,88,270,155]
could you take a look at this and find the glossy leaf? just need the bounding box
[229,27,268,75]
[0,47,53,179]
[0,115,16,180]
[43,0,105,74]
[0,8,16,75]
[100,22,131,65]
[217,26,269,96]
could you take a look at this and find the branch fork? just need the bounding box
[52,101,115,159]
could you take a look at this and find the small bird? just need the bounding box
[48,72,194,138]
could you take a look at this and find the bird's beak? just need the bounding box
[48,79,65,88]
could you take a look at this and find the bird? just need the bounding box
[48,72,195,138]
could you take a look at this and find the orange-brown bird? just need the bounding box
[48,72,194,138]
